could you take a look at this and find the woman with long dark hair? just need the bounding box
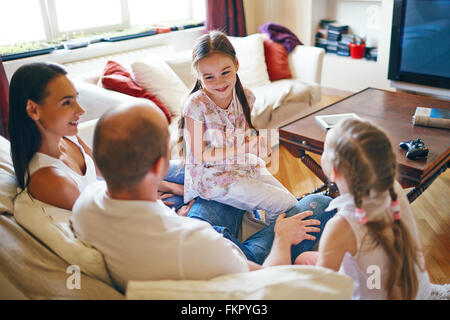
[8,62,191,213]
[8,62,97,210]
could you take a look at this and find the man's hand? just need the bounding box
[177,200,195,216]
[274,211,321,246]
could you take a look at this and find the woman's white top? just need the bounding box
[28,136,97,192]
[326,181,432,300]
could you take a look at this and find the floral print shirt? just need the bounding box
[182,88,265,202]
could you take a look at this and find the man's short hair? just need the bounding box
[93,106,169,192]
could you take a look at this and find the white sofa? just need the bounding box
[0,132,353,300]
[0,36,354,300]
[67,35,325,156]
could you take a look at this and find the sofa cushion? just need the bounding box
[99,60,172,123]
[131,56,189,116]
[228,34,271,88]
[165,50,197,90]
[252,79,319,115]
[262,38,292,81]
[126,265,353,299]
[0,136,17,214]
[13,191,113,286]
[0,214,123,299]
[251,79,321,129]
[75,80,146,123]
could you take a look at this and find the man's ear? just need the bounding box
[152,157,166,178]
[26,100,40,121]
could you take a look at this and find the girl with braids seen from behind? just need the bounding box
[295,118,433,299]
[178,30,297,225]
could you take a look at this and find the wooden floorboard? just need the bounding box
[271,92,450,285]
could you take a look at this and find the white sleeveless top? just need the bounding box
[28,136,97,192]
[326,181,432,300]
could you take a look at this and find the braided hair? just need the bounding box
[328,119,422,299]
[176,30,257,162]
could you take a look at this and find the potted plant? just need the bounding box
[0,41,55,61]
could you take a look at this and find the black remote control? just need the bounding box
[399,138,429,160]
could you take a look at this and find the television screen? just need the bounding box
[388,0,450,90]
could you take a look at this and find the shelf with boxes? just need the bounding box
[304,0,391,92]
[315,19,378,62]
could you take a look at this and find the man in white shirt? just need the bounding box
[71,102,321,293]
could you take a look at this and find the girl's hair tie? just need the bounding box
[356,207,368,224]
[391,200,401,221]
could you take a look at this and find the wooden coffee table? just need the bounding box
[279,87,450,202]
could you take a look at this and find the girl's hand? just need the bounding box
[157,191,175,206]
[257,135,271,159]
[274,211,321,245]
[239,136,271,159]
[177,199,195,216]
[238,135,259,155]
[169,182,184,196]
[158,181,184,196]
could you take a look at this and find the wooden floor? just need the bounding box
[268,92,450,285]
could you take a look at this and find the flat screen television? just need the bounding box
[388,0,450,96]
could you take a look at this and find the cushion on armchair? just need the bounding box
[262,37,292,81]
[228,34,271,89]
[126,265,353,300]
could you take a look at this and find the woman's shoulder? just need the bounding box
[27,166,80,210]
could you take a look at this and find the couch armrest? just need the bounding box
[288,46,325,85]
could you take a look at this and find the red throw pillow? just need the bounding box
[262,38,292,81]
[99,60,172,123]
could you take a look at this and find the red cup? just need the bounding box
[349,43,366,59]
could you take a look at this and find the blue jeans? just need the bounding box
[162,160,186,211]
[188,194,336,265]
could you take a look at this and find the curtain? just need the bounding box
[0,57,8,139]
[205,0,247,37]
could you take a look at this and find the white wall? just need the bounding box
[244,0,395,92]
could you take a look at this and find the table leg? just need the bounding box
[407,163,447,203]
[283,144,339,199]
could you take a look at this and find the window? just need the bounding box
[0,0,205,47]
[52,0,124,33]
[0,0,46,45]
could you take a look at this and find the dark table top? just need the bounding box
[280,87,450,187]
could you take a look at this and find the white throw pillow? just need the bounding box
[126,265,353,300]
[75,80,144,123]
[0,136,17,214]
[165,50,197,90]
[131,56,189,116]
[13,191,113,285]
[228,34,271,88]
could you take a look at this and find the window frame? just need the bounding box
[45,0,130,39]
[42,0,200,42]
